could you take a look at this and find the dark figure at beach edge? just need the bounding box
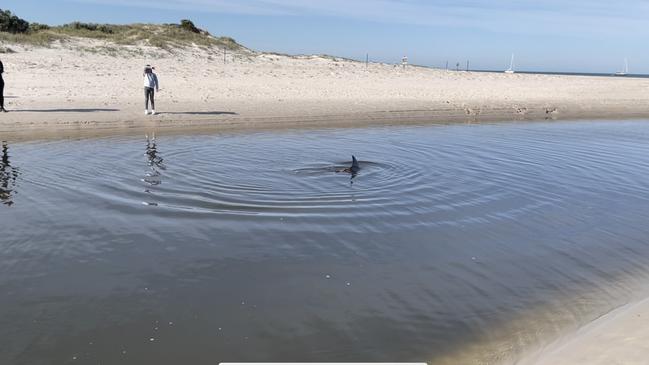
[0,59,7,112]
[143,65,159,115]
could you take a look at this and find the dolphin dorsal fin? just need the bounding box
[351,155,359,169]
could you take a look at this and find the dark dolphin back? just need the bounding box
[351,155,360,171]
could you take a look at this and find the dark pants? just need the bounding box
[0,76,4,110]
[144,87,155,110]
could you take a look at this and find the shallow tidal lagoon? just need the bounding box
[3,120,649,364]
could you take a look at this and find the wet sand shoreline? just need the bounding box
[3,101,649,142]
[516,296,649,365]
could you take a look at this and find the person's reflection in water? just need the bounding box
[143,133,165,190]
[0,141,19,206]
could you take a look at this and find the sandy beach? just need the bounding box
[517,297,649,365]
[1,38,649,140]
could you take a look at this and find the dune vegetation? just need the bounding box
[0,8,242,51]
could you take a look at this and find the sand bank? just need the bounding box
[4,40,649,363]
[1,39,649,140]
[517,297,649,365]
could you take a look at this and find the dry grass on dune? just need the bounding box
[0,22,242,51]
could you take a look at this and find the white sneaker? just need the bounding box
[151,110,156,115]
[145,110,149,115]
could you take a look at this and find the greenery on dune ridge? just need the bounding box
[0,9,242,51]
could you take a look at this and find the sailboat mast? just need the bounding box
[504,53,515,73]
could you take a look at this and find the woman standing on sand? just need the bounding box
[143,65,159,115]
[0,59,6,113]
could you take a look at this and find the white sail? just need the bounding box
[505,53,515,74]
[615,58,628,76]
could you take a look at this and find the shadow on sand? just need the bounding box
[12,108,120,113]
[159,111,238,116]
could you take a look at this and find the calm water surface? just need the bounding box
[2,120,649,364]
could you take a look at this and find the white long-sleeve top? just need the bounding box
[144,73,159,89]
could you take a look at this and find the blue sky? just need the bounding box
[3,0,648,73]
